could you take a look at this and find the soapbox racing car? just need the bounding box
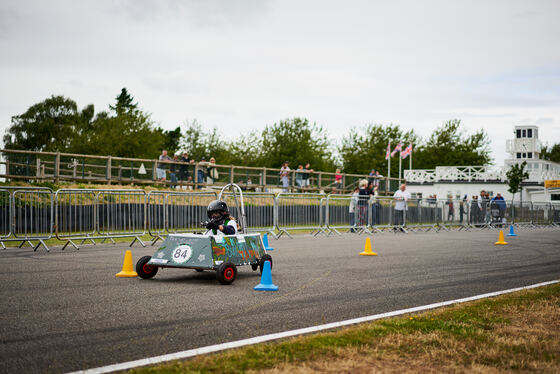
[135,184,272,285]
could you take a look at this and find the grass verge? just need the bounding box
[126,283,560,373]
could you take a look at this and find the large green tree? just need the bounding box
[339,124,418,175]
[70,88,165,158]
[180,120,260,165]
[413,119,491,169]
[3,95,85,152]
[3,89,166,159]
[180,120,228,162]
[259,118,336,170]
[162,126,182,156]
[227,131,263,167]
[542,143,560,163]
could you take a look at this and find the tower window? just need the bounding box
[527,129,532,138]
[517,153,521,159]
[516,129,521,138]
[527,152,532,158]
[522,153,526,158]
[522,129,526,137]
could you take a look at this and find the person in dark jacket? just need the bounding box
[459,195,467,224]
[491,193,507,221]
[357,179,369,227]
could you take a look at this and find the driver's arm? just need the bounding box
[220,224,236,235]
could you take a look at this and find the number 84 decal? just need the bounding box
[171,245,192,264]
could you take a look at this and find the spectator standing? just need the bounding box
[393,183,411,227]
[197,157,208,188]
[491,193,507,223]
[459,194,467,224]
[207,157,219,185]
[357,179,369,227]
[370,185,379,226]
[157,150,172,183]
[179,152,194,189]
[446,195,454,222]
[374,170,382,188]
[295,165,304,188]
[334,168,342,194]
[185,176,193,190]
[368,169,376,185]
[303,163,313,187]
[169,154,179,189]
[280,161,290,192]
[480,190,490,224]
[470,196,481,224]
[349,187,359,232]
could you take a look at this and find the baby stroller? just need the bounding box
[490,202,503,228]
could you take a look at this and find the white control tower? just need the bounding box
[505,125,559,182]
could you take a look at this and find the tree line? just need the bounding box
[5,87,555,176]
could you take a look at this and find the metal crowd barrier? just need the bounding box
[530,202,552,227]
[0,188,10,247]
[438,199,470,231]
[325,195,368,235]
[275,193,327,238]
[506,201,528,228]
[55,189,147,249]
[97,189,147,244]
[400,198,440,232]
[370,197,394,231]
[221,192,276,235]
[552,203,560,226]
[0,187,53,251]
[55,189,97,248]
[466,198,491,229]
[4,187,560,251]
[147,190,217,244]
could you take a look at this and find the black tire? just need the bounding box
[216,262,237,285]
[259,254,273,274]
[136,256,158,279]
[251,263,259,271]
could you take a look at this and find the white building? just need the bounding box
[404,125,560,202]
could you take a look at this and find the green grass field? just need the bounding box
[123,283,560,373]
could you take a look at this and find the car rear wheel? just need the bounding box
[136,256,158,279]
[216,262,237,285]
[259,254,273,274]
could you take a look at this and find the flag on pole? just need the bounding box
[390,143,402,157]
[385,142,391,160]
[401,143,413,159]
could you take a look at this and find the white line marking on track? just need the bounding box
[68,279,559,374]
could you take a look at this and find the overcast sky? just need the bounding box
[1,0,559,165]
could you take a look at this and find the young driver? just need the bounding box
[204,200,238,236]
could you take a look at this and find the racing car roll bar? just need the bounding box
[218,183,247,234]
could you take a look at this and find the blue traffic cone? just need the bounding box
[506,224,517,237]
[262,233,274,251]
[254,261,278,291]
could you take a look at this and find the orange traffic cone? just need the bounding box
[116,250,138,277]
[359,237,377,256]
[495,230,508,245]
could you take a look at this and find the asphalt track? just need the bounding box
[1,228,559,373]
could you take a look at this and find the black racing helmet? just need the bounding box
[207,200,229,225]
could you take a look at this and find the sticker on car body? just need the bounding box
[171,245,193,264]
